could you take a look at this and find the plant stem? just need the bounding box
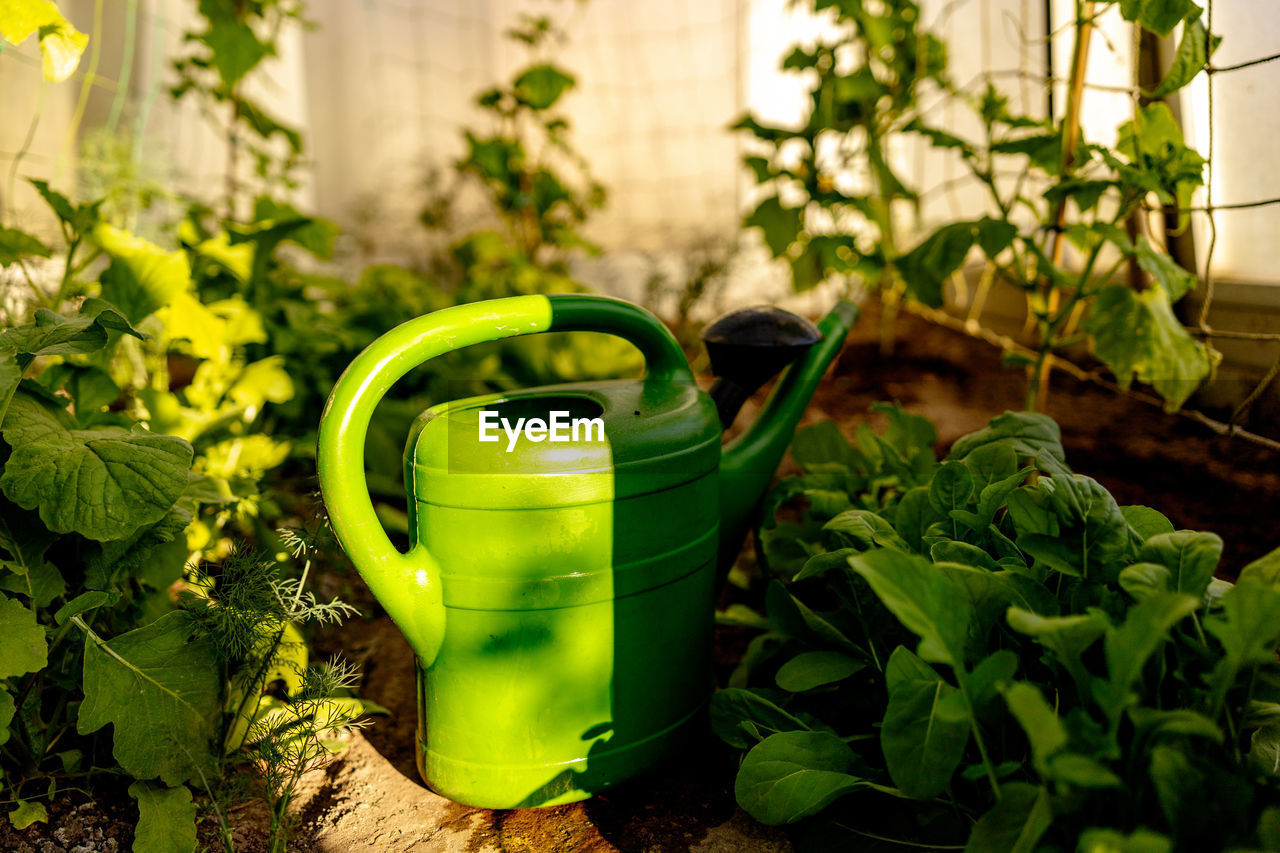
[1032,0,1097,410]
[16,258,52,310]
[191,757,235,853]
[958,674,1002,799]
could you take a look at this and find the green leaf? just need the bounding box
[895,487,942,553]
[765,580,861,655]
[0,390,193,541]
[744,156,773,183]
[236,98,302,153]
[746,196,803,258]
[872,402,939,461]
[54,591,111,625]
[776,651,864,692]
[962,443,1018,493]
[881,647,969,798]
[929,461,975,516]
[948,411,1069,477]
[252,197,339,260]
[1237,547,1280,588]
[964,782,1052,853]
[730,113,801,143]
[1204,578,1280,710]
[0,552,64,609]
[822,510,911,553]
[8,799,48,830]
[849,549,970,666]
[1086,284,1215,411]
[0,304,143,371]
[1128,707,1222,742]
[1133,530,1221,597]
[84,506,190,591]
[710,688,813,750]
[735,731,868,825]
[1150,17,1219,98]
[0,688,14,746]
[0,226,51,265]
[1119,0,1202,37]
[513,64,575,110]
[991,133,1062,172]
[1048,753,1121,788]
[1118,562,1173,600]
[1134,237,1196,301]
[1018,474,1133,581]
[1078,827,1172,853]
[0,505,63,608]
[0,0,88,82]
[1000,682,1066,775]
[129,782,197,853]
[782,46,820,69]
[77,611,220,786]
[931,540,999,570]
[1148,744,1201,836]
[965,650,1021,715]
[1007,607,1108,691]
[1115,103,1205,230]
[1048,180,1116,214]
[40,363,120,417]
[1095,592,1199,723]
[197,0,271,86]
[93,224,192,323]
[463,133,515,185]
[0,593,47,679]
[28,179,77,228]
[794,548,861,582]
[895,221,976,307]
[905,120,978,159]
[792,420,858,470]
[1121,505,1175,541]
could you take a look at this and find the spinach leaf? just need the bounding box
[849,549,970,667]
[735,731,872,825]
[963,782,1053,853]
[881,647,969,798]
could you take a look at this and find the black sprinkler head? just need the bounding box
[701,305,824,429]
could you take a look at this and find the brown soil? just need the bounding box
[9,307,1279,852]
[0,795,134,852]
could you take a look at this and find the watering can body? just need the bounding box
[317,294,857,808]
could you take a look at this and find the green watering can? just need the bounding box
[317,293,857,808]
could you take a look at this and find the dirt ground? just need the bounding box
[8,307,1280,852]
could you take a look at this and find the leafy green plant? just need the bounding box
[171,0,309,214]
[734,0,948,304]
[718,407,1280,850]
[740,0,1218,411]
[430,10,640,384]
[437,11,606,278]
[902,0,1220,410]
[0,265,215,838]
[0,180,362,849]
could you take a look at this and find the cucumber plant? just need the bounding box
[738,0,1219,411]
[0,184,363,852]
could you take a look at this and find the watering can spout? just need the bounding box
[714,299,860,573]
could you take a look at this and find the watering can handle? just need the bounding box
[316,294,691,663]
